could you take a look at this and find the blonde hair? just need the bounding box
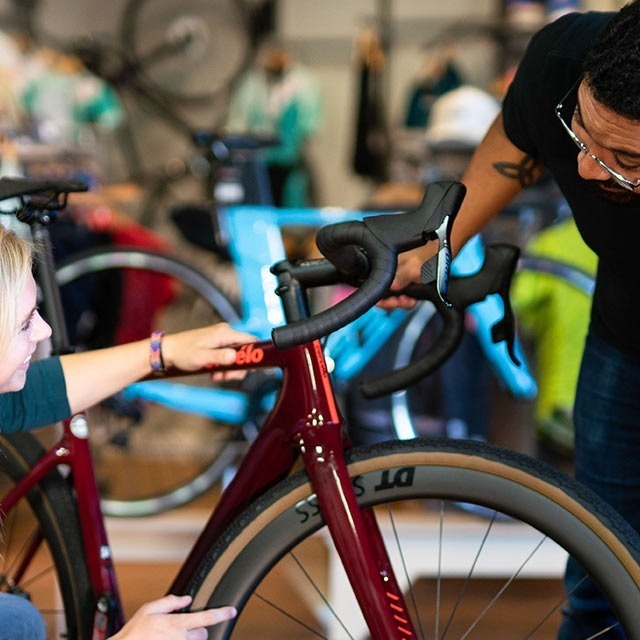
[0,224,33,359]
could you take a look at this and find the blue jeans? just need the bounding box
[0,594,45,640]
[559,330,640,639]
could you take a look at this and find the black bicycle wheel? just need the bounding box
[184,438,640,639]
[0,432,93,640]
[55,246,253,517]
[120,0,254,104]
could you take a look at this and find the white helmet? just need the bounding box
[425,85,500,148]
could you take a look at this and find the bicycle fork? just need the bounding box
[299,423,417,639]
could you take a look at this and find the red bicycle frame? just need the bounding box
[172,338,417,638]
[1,336,418,639]
[0,415,125,634]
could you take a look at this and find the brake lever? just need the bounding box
[419,213,453,307]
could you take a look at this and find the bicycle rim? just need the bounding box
[390,301,440,441]
[56,246,250,516]
[120,0,254,104]
[0,433,93,640]
[185,438,640,639]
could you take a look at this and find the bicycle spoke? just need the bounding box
[212,501,576,638]
[440,508,498,640]
[584,624,622,639]
[253,592,329,639]
[459,536,548,639]
[288,552,354,639]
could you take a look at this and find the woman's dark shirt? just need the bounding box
[0,357,70,432]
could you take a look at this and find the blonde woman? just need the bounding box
[0,224,254,639]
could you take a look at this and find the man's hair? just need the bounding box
[583,0,640,119]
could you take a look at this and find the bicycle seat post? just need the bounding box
[29,213,74,356]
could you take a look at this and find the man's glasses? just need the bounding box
[555,81,640,191]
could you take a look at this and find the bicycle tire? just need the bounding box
[120,0,254,104]
[55,246,249,517]
[184,437,640,639]
[0,432,93,640]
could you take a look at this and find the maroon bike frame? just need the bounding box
[0,415,125,636]
[1,337,418,639]
[170,338,418,639]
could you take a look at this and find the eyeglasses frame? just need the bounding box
[555,79,640,192]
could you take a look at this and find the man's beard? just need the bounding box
[588,178,639,204]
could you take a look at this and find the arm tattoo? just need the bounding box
[492,155,541,188]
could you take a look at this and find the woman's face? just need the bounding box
[0,273,52,393]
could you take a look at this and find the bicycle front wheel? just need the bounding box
[185,438,640,639]
[56,246,248,517]
[0,433,93,640]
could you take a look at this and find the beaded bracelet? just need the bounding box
[149,331,166,375]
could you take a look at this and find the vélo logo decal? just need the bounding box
[235,343,264,365]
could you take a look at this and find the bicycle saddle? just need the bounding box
[0,177,88,203]
[192,130,279,152]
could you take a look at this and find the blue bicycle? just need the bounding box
[51,192,562,518]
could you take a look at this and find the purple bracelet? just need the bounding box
[149,331,166,375]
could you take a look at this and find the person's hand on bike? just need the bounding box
[161,323,257,381]
[110,594,236,640]
[61,323,257,414]
[378,244,434,311]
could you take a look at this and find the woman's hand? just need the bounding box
[62,323,257,414]
[161,323,257,380]
[110,595,236,640]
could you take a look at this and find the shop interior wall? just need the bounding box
[8,0,630,211]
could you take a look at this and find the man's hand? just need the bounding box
[378,244,434,310]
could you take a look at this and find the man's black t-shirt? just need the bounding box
[503,11,640,354]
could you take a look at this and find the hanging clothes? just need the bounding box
[404,61,463,128]
[511,216,597,453]
[226,43,322,207]
[351,28,390,183]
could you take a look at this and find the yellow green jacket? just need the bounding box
[512,218,597,425]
